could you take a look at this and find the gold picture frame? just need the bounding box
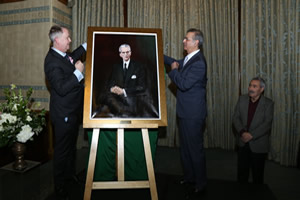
[83,27,167,128]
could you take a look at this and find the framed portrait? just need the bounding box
[83,27,167,128]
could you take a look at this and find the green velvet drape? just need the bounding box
[87,129,158,180]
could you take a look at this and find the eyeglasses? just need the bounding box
[183,37,193,41]
[120,51,131,54]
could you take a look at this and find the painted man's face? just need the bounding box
[119,47,132,61]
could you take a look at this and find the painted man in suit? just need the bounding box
[99,44,146,117]
[233,77,274,184]
[44,25,86,199]
[164,28,207,197]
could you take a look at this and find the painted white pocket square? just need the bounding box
[131,75,137,79]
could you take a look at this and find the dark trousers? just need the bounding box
[178,117,207,189]
[52,115,79,188]
[237,143,267,184]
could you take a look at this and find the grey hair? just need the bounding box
[48,25,65,42]
[187,28,204,48]
[119,44,131,52]
[251,77,266,88]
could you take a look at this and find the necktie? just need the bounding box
[183,56,188,66]
[68,56,74,64]
[64,55,73,64]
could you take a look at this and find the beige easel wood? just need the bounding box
[84,124,158,200]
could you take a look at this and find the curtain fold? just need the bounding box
[240,0,300,166]
[128,0,239,149]
[71,0,124,48]
[201,0,239,149]
[71,0,299,166]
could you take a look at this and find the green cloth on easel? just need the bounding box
[87,129,158,181]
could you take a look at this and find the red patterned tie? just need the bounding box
[65,55,73,64]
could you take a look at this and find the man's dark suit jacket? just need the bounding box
[233,94,274,153]
[108,60,146,97]
[164,50,208,188]
[164,51,207,119]
[44,46,86,121]
[99,60,146,116]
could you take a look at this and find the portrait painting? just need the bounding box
[83,27,167,127]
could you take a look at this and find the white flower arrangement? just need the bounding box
[0,84,46,147]
[16,125,35,143]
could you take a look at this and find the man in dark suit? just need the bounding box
[97,44,146,117]
[233,77,274,184]
[164,28,207,198]
[44,25,86,199]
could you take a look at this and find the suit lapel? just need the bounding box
[50,49,74,68]
[63,55,74,67]
[117,63,125,83]
[249,96,265,131]
[181,51,201,72]
[242,96,250,125]
[125,61,135,81]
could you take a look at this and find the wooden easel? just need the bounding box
[84,124,158,200]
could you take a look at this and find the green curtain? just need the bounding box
[87,129,158,181]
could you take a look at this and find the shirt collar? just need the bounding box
[51,47,66,57]
[249,95,261,104]
[186,49,200,61]
[123,60,130,68]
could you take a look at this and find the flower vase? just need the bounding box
[11,142,27,171]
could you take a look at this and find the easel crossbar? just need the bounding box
[93,181,150,189]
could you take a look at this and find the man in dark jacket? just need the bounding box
[44,25,86,199]
[164,28,207,198]
[95,44,146,118]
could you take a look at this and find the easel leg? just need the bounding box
[84,127,158,200]
[84,128,100,200]
[142,128,158,200]
[117,128,125,181]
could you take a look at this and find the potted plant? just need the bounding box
[0,84,46,170]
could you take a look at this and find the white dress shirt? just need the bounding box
[183,49,200,67]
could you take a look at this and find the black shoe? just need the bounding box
[177,179,194,185]
[194,187,206,194]
[179,179,188,185]
[185,187,206,199]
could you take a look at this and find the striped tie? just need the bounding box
[183,56,188,66]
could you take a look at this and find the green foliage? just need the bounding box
[0,84,46,147]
